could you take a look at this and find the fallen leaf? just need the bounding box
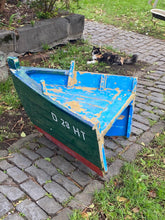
[117,196,128,202]
[155,133,160,137]
[141,142,145,146]
[132,207,139,213]
[149,190,156,198]
[88,203,94,209]
[163,158,165,164]
[20,132,26,137]
[125,215,132,219]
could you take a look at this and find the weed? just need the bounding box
[45,192,53,198]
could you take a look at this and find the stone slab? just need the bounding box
[68,180,103,209]
[52,208,73,220]
[69,170,92,187]
[37,196,62,216]
[36,147,55,158]
[25,165,51,185]
[4,213,24,220]
[8,153,32,169]
[0,185,25,202]
[20,180,46,201]
[0,170,8,183]
[20,148,40,161]
[0,193,13,217]
[44,181,71,203]
[51,156,75,174]
[121,144,142,162]
[16,199,48,220]
[35,158,58,176]
[52,173,81,195]
[7,166,28,183]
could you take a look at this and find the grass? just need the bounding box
[70,131,165,220]
[73,0,165,40]
[0,77,21,115]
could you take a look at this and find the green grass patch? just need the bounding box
[70,131,165,220]
[73,0,165,40]
[0,76,21,114]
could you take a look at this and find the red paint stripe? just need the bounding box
[35,125,104,177]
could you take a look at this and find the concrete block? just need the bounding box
[65,14,85,39]
[16,17,68,53]
[0,31,15,53]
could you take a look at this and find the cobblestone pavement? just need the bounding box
[0,21,165,220]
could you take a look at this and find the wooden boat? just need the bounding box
[7,57,137,176]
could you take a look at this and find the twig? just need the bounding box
[0,155,14,160]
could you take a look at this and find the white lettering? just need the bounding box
[51,112,58,122]
[80,131,86,141]
[73,126,80,137]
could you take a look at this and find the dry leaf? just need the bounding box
[117,196,128,202]
[125,215,132,219]
[149,190,156,198]
[132,207,139,213]
[155,133,160,137]
[141,142,145,146]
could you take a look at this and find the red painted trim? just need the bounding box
[35,126,104,177]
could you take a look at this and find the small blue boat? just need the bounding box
[7,57,137,176]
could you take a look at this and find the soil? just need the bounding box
[0,1,37,30]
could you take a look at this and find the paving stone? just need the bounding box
[68,180,103,209]
[28,142,40,150]
[52,173,81,195]
[7,167,28,183]
[20,179,46,201]
[150,102,165,110]
[0,160,13,170]
[0,193,13,217]
[52,208,73,220]
[16,199,48,220]
[51,156,75,174]
[25,165,51,185]
[138,131,155,146]
[58,148,75,162]
[150,92,164,98]
[147,95,164,103]
[104,138,119,150]
[20,148,40,161]
[135,103,153,112]
[70,170,92,187]
[135,96,148,104]
[132,121,150,131]
[36,146,55,158]
[114,136,134,147]
[0,170,8,183]
[44,181,71,203]
[35,158,58,176]
[140,111,160,121]
[138,79,154,87]
[4,213,24,220]
[8,153,32,169]
[153,109,165,116]
[72,160,96,176]
[0,150,8,157]
[8,133,39,152]
[121,144,142,162]
[133,114,150,126]
[104,159,124,181]
[37,196,62,216]
[147,87,164,93]
[131,126,143,136]
[0,185,25,202]
[37,136,58,151]
[160,76,165,82]
[150,121,165,134]
[105,148,116,159]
